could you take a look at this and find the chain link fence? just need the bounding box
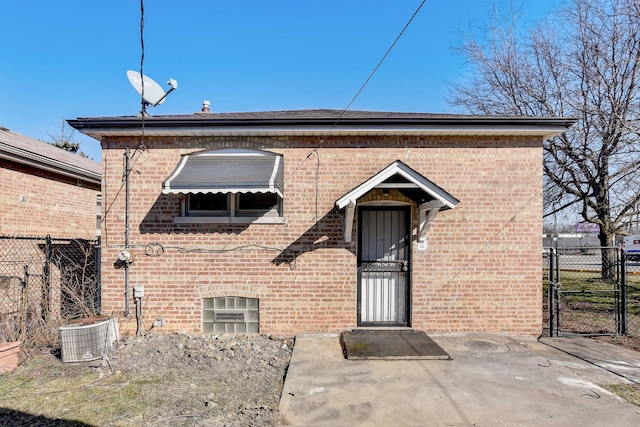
[622,254,640,349]
[0,235,100,351]
[543,246,640,349]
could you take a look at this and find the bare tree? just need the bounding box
[47,118,88,158]
[449,0,640,272]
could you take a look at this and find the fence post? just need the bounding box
[551,234,560,337]
[44,235,52,320]
[620,249,627,335]
[19,264,29,341]
[96,237,101,312]
[548,247,556,337]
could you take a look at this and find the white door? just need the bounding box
[358,207,410,326]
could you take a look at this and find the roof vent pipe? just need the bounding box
[202,100,211,113]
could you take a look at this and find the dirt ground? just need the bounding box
[0,333,293,426]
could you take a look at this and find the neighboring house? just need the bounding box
[69,109,575,337]
[0,126,101,335]
[0,126,101,238]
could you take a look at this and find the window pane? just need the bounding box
[188,193,227,211]
[237,193,278,212]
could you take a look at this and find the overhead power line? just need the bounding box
[338,0,427,121]
[286,0,428,183]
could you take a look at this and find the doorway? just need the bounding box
[357,206,410,326]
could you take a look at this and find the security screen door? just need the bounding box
[358,207,410,326]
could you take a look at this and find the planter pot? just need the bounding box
[0,341,21,374]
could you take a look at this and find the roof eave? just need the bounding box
[0,142,101,186]
[68,117,576,141]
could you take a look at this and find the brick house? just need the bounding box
[0,127,101,333]
[0,126,100,238]
[69,109,574,337]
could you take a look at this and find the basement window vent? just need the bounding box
[203,297,259,333]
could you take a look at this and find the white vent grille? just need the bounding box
[203,297,259,333]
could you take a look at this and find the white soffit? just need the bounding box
[77,125,567,141]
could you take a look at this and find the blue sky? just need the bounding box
[1,0,557,161]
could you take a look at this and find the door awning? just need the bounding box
[162,149,284,197]
[335,160,459,248]
[335,160,459,210]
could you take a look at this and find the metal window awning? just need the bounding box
[162,149,284,197]
[335,160,459,249]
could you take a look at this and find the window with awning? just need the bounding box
[162,149,285,223]
[162,148,284,196]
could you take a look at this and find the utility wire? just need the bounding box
[329,0,427,134]
[139,0,144,110]
[285,0,427,183]
[104,1,428,255]
[137,0,147,152]
[102,0,148,248]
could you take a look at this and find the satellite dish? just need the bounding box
[126,70,178,115]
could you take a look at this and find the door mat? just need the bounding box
[340,329,451,360]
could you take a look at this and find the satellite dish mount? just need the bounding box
[127,70,178,116]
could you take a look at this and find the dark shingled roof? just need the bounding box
[71,108,569,122]
[67,109,577,140]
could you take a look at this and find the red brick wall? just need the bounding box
[100,135,542,337]
[0,159,99,239]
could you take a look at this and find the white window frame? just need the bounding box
[175,193,285,224]
[185,193,230,217]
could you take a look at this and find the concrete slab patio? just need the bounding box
[280,333,640,426]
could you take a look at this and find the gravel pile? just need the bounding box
[102,333,294,426]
